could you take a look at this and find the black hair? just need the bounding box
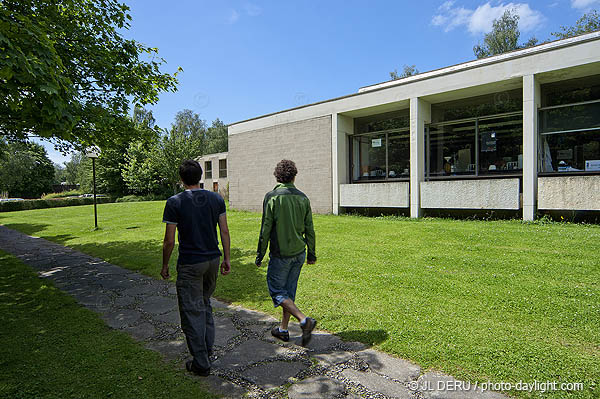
[179,159,203,186]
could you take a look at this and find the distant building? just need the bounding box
[228,32,600,220]
[196,152,228,199]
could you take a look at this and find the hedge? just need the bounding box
[0,197,114,212]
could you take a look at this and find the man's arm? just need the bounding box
[304,201,316,264]
[255,197,273,266]
[218,213,231,275]
[161,223,177,279]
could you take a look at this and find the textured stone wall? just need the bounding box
[538,176,600,210]
[420,179,521,209]
[339,183,409,208]
[229,116,332,213]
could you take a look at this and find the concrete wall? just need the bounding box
[339,182,409,208]
[229,116,332,213]
[421,179,521,209]
[538,176,600,210]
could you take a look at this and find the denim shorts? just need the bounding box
[266,251,306,307]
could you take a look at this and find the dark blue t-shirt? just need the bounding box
[162,189,226,265]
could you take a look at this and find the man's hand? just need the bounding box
[307,260,316,265]
[220,259,231,275]
[160,265,170,279]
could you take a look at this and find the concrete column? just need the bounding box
[332,114,353,215]
[523,75,541,221]
[410,98,431,218]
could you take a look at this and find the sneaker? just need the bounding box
[271,326,289,342]
[186,360,210,377]
[301,317,317,346]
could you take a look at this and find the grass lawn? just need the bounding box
[1,201,599,398]
[0,250,216,399]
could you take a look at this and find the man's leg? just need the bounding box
[176,261,211,372]
[202,257,220,357]
[280,299,305,329]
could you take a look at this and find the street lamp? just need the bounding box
[85,147,100,230]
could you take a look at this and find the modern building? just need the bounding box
[228,32,600,220]
[196,152,228,198]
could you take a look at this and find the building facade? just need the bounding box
[196,152,228,198]
[228,32,600,220]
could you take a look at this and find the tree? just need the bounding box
[390,65,419,81]
[205,118,228,154]
[0,0,179,151]
[552,10,600,39]
[54,163,67,185]
[96,105,160,196]
[0,141,54,198]
[122,140,163,195]
[157,119,206,194]
[473,9,538,59]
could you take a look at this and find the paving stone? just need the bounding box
[203,375,246,399]
[342,369,411,399]
[145,339,188,360]
[304,332,344,353]
[102,309,142,329]
[245,323,271,336]
[233,307,278,323]
[313,351,355,367]
[113,295,136,308]
[211,298,229,308]
[73,291,112,311]
[339,340,368,352]
[288,376,346,399]
[139,296,177,315]
[417,372,507,399]
[124,322,156,340]
[98,276,139,291]
[242,360,307,389]
[214,315,240,347]
[122,285,155,297]
[358,348,420,382]
[154,310,180,325]
[167,285,177,295]
[213,339,292,369]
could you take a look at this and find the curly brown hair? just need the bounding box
[274,159,297,183]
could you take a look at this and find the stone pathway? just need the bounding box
[0,225,507,399]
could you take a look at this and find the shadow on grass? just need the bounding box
[1,222,54,237]
[337,329,389,347]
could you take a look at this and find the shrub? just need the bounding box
[115,194,168,203]
[0,197,114,212]
[41,190,84,199]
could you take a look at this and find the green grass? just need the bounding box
[1,202,599,398]
[0,250,216,399]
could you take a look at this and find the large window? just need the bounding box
[351,111,410,181]
[427,90,523,178]
[204,161,212,179]
[539,75,600,173]
[219,159,227,178]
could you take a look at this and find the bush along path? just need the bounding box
[0,225,507,399]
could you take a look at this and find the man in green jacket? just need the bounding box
[255,159,317,346]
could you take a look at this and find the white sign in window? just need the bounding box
[371,138,382,148]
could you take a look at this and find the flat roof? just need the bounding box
[230,31,600,127]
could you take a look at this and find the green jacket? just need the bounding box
[256,183,316,264]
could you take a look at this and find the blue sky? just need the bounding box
[42,0,599,164]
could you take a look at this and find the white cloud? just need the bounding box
[571,0,600,9]
[227,9,240,24]
[244,3,262,17]
[432,2,545,34]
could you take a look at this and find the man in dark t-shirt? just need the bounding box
[161,160,231,377]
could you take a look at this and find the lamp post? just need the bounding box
[85,147,100,230]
